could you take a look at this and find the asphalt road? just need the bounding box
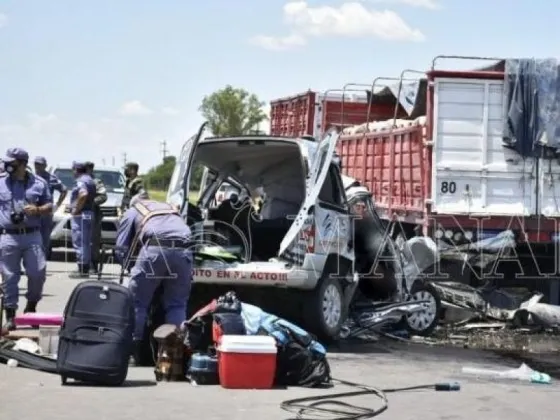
[0,256,558,420]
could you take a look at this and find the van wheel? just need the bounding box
[304,277,346,342]
[404,282,441,336]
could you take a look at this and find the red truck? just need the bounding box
[269,56,560,302]
[270,57,560,244]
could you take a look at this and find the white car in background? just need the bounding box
[49,164,126,254]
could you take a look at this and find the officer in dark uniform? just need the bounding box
[85,162,107,273]
[115,193,193,364]
[34,156,68,253]
[68,161,96,278]
[121,162,144,211]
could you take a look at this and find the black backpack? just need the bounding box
[259,318,331,388]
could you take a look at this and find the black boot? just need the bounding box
[69,264,90,279]
[23,301,37,313]
[90,261,99,274]
[3,308,16,331]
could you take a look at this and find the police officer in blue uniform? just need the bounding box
[68,161,96,278]
[0,148,52,330]
[115,193,193,364]
[34,156,68,253]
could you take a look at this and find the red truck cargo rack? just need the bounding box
[269,91,405,138]
[338,120,428,225]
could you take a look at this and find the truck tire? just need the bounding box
[304,276,346,342]
[404,281,441,336]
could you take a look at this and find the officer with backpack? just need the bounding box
[115,192,193,364]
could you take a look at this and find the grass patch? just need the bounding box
[148,189,167,202]
[148,189,199,204]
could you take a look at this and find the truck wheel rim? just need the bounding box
[322,284,342,329]
[406,290,437,331]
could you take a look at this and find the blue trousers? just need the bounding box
[0,231,46,308]
[40,215,53,252]
[71,212,93,266]
[128,246,192,340]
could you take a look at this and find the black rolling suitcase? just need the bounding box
[57,280,135,386]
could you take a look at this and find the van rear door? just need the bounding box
[278,131,341,258]
[166,122,208,215]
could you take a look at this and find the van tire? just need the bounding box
[403,281,441,336]
[304,276,346,342]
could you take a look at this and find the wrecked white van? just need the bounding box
[166,122,439,340]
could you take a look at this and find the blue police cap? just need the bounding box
[34,156,47,165]
[4,148,29,163]
[72,161,86,170]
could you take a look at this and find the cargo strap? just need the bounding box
[134,201,179,229]
[120,201,180,281]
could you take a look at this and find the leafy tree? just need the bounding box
[143,155,204,192]
[143,156,176,191]
[199,85,268,136]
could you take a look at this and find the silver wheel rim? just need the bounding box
[322,284,342,329]
[406,289,438,332]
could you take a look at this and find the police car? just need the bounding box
[167,123,440,340]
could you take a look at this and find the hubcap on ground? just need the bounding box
[322,284,342,329]
[406,289,437,332]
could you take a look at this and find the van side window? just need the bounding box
[318,165,345,206]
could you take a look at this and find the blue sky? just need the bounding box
[0,0,556,173]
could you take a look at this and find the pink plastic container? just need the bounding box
[14,313,63,327]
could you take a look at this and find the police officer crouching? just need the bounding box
[0,148,52,330]
[115,192,193,365]
[68,161,96,278]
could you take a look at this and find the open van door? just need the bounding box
[166,122,208,215]
[278,130,341,257]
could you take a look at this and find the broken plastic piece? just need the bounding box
[461,363,551,384]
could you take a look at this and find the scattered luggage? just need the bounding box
[153,324,185,382]
[0,339,59,374]
[259,317,331,387]
[2,288,330,391]
[183,292,331,389]
[212,312,246,343]
[57,280,135,386]
[187,352,219,384]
